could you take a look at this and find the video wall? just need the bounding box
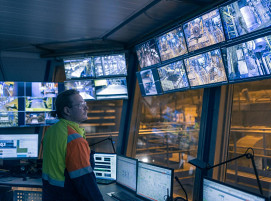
[0,81,63,128]
[63,53,128,100]
[135,0,271,96]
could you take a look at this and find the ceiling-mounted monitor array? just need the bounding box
[135,0,271,96]
[0,81,64,128]
[63,53,128,100]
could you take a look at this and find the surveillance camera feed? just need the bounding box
[94,54,127,77]
[64,80,96,100]
[220,0,271,40]
[25,112,46,125]
[183,9,225,52]
[157,61,190,92]
[184,49,227,87]
[27,82,58,97]
[94,77,128,100]
[136,39,160,68]
[222,35,271,82]
[156,26,188,61]
[0,82,23,97]
[0,112,18,127]
[140,69,159,95]
[25,97,53,112]
[64,57,95,79]
[0,97,19,112]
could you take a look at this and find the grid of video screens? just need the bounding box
[135,0,271,96]
[0,81,62,128]
[64,53,127,80]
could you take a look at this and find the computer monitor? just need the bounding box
[0,112,18,128]
[0,82,24,97]
[220,0,271,40]
[0,134,39,159]
[25,82,58,98]
[136,162,174,201]
[183,9,225,52]
[203,177,267,201]
[93,153,117,181]
[184,49,228,88]
[25,97,54,112]
[64,80,96,100]
[116,155,137,192]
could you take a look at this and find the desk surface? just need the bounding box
[0,177,143,201]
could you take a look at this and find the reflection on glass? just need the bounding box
[183,9,225,52]
[136,39,160,68]
[227,80,271,196]
[135,90,203,200]
[223,35,271,81]
[185,49,227,87]
[220,0,271,40]
[157,61,189,92]
[156,27,188,61]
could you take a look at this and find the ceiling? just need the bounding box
[0,0,227,58]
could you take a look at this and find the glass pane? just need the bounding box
[227,79,271,196]
[135,90,203,200]
[81,100,123,153]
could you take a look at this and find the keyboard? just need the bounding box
[13,190,42,201]
[112,191,138,201]
[96,178,115,185]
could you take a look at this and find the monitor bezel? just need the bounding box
[203,177,268,201]
[136,161,174,201]
[116,155,138,193]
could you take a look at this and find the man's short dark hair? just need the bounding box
[54,89,79,119]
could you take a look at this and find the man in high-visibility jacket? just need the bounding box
[42,89,104,201]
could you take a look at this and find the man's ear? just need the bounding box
[63,106,71,117]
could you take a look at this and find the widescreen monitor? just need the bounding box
[25,97,53,112]
[0,134,39,159]
[116,155,137,192]
[184,49,227,87]
[0,112,18,128]
[220,0,271,40]
[94,77,128,100]
[136,68,163,96]
[94,54,127,77]
[25,112,58,125]
[64,80,96,100]
[156,26,188,61]
[0,82,24,97]
[157,61,190,92]
[135,39,160,69]
[203,177,267,201]
[136,162,173,201]
[93,153,117,181]
[183,9,225,52]
[64,57,95,79]
[26,82,58,98]
[222,35,271,82]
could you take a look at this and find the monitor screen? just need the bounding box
[184,49,227,87]
[136,162,173,201]
[64,80,96,100]
[64,57,95,79]
[25,97,53,112]
[0,97,19,112]
[136,68,163,96]
[116,155,137,192]
[94,77,128,100]
[0,112,18,128]
[203,177,267,201]
[220,0,271,40]
[156,26,188,61]
[0,82,24,97]
[136,39,160,69]
[25,112,58,125]
[94,54,127,77]
[0,134,39,159]
[26,82,58,98]
[222,35,271,82]
[183,9,225,52]
[93,153,117,181]
[157,61,190,92]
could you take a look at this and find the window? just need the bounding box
[134,90,203,199]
